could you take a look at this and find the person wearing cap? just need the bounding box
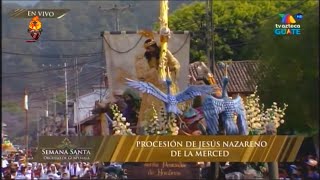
[24,163,33,179]
[135,38,181,134]
[303,158,319,179]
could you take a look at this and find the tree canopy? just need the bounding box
[256,1,319,135]
[167,1,314,61]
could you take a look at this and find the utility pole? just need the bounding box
[207,4,218,179]
[206,0,210,71]
[100,72,103,102]
[64,62,69,136]
[36,111,39,145]
[74,58,81,136]
[210,0,215,75]
[99,4,131,31]
[206,0,215,74]
[53,93,56,119]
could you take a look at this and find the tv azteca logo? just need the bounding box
[274,13,303,36]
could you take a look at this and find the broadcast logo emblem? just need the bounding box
[27,16,43,42]
[274,13,303,36]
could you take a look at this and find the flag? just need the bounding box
[24,89,28,111]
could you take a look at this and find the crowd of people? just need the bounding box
[278,155,319,180]
[1,151,106,179]
[2,144,318,180]
[2,148,318,179]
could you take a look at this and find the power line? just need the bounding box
[2,67,104,96]
[1,65,99,79]
[2,70,100,97]
[2,59,103,77]
[2,51,103,58]
[3,59,100,74]
[25,74,102,103]
[28,71,103,95]
[3,37,102,42]
[34,70,103,92]
[6,0,306,61]
[28,72,103,102]
[2,60,100,78]
[99,4,132,31]
[2,72,101,99]
[4,1,306,96]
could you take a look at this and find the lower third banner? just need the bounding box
[33,135,304,162]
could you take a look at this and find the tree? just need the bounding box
[256,1,319,135]
[167,1,309,61]
[2,101,24,114]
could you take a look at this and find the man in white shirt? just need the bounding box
[2,157,9,168]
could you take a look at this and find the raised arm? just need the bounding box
[166,50,180,75]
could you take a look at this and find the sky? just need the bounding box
[2,1,39,6]
[2,0,62,6]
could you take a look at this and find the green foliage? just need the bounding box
[167,1,311,61]
[49,91,73,104]
[2,101,23,114]
[256,2,319,135]
[55,92,66,104]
